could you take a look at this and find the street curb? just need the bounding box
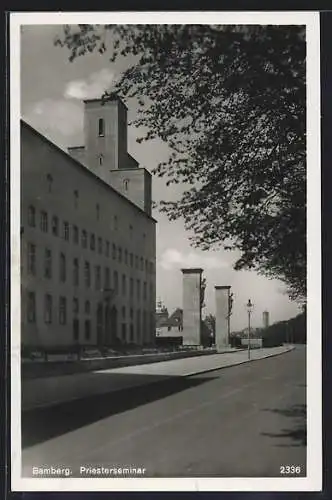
[183,347,296,378]
[22,347,295,413]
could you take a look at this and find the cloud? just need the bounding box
[159,248,229,271]
[64,69,116,100]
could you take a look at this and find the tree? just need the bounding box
[55,24,306,300]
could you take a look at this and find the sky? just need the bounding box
[20,25,301,331]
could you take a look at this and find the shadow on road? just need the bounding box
[260,403,306,447]
[22,373,216,448]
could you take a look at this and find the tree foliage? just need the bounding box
[55,24,306,300]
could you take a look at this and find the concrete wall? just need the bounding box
[182,269,202,346]
[240,338,263,348]
[21,122,156,348]
[215,286,230,351]
[109,168,152,216]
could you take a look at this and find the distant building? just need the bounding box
[156,305,183,338]
[263,311,270,329]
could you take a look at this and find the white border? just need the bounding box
[10,11,321,492]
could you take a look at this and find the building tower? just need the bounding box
[263,310,269,329]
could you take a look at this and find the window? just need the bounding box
[130,324,134,342]
[124,249,128,265]
[98,118,104,137]
[150,283,153,302]
[129,225,133,239]
[104,267,110,289]
[95,265,101,291]
[114,215,118,231]
[44,294,52,324]
[130,253,133,267]
[130,278,134,298]
[122,323,126,341]
[27,291,36,323]
[59,253,66,282]
[46,174,53,193]
[145,259,148,273]
[98,155,103,166]
[84,261,91,288]
[40,211,48,232]
[96,204,100,220]
[140,257,144,271]
[137,279,140,300]
[112,243,116,260]
[90,233,95,251]
[122,306,126,319]
[82,230,87,249]
[73,318,79,342]
[44,248,52,279]
[52,216,59,236]
[136,310,141,341]
[130,308,134,320]
[28,206,35,227]
[73,225,79,244]
[74,190,79,209]
[105,240,110,257]
[63,221,69,241]
[59,296,67,325]
[85,300,90,315]
[143,281,147,300]
[73,258,79,286]
[27,243,36,275]
[135,256,139,269]
[73,297,79,314]
[122,274,126,296]
[123,179,129,191]
[113,271,118,293]
[98,237,102,254]
[85,319,91,340]
[118,246,122,263]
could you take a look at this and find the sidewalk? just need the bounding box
[22,345,294,412]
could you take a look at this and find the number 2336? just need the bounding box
[280,465,302,474]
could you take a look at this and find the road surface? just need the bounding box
[22,346,306,478]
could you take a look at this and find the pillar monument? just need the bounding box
[215,285,232,351]
[181,268,203,346]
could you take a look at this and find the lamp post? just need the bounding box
[246,299,254,360]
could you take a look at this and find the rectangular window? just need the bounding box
[118,246,122,263]
[85,300,90,315]
[73,297,79,314]
[122,274,126,296]
[73,225,79,244]
[114,215,118,231]
[44,248,52,279]
[130,278,134,298]
[135,256,139,269]
[52,216,59,236]
[84,261,91,288]
[113,271,118,293]
[140,257,144,271]
[82,230,87,249]
[143,281,147,300]
[40,211,48,232]
[150,283,153,302]
[44,294,52,324]
[98,237,102,255]
[90,233,95,251]
[95,265,101,291]
[122,306,126,318]
[59,296,67,325]
[85,319,91,340]
[63,222,69,241]
[27,243,36,275]
[112,243,116,260]
[124,249,128,265]
[145,259,148,273]
[105,240,110,257]
[73,258,79,286]
[98,118,104,137]
[130,253,133,267]
[104,267,110,289]
[28,206,36,227]
[27,291,36,323]
[59,253,66,282]
[137,279,140,300]
[129,225,133,238]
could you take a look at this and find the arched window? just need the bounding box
[123,179,129,191]
[98,118,104,137]
[98,154,103,166]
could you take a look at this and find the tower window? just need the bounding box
[98,155,103,166]
[123,179,129,191]
[98,118,104,137]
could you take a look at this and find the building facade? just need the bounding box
[21,96,156,350]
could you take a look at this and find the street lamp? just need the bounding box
[246,299,254,360]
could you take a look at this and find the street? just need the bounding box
[22,346,306,478]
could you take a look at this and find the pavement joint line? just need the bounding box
[22,347,295,413]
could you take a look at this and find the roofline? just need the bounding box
[181,268,204,274]
[215,285,231,289]
[83,96,128,110]
[21,120,157,224]
[68,145,85,150]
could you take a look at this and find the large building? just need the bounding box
[21,95,156,350]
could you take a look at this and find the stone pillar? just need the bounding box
[215,286,231,351]
[181,268,203,346]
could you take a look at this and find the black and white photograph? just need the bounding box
[10,12,321,492]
